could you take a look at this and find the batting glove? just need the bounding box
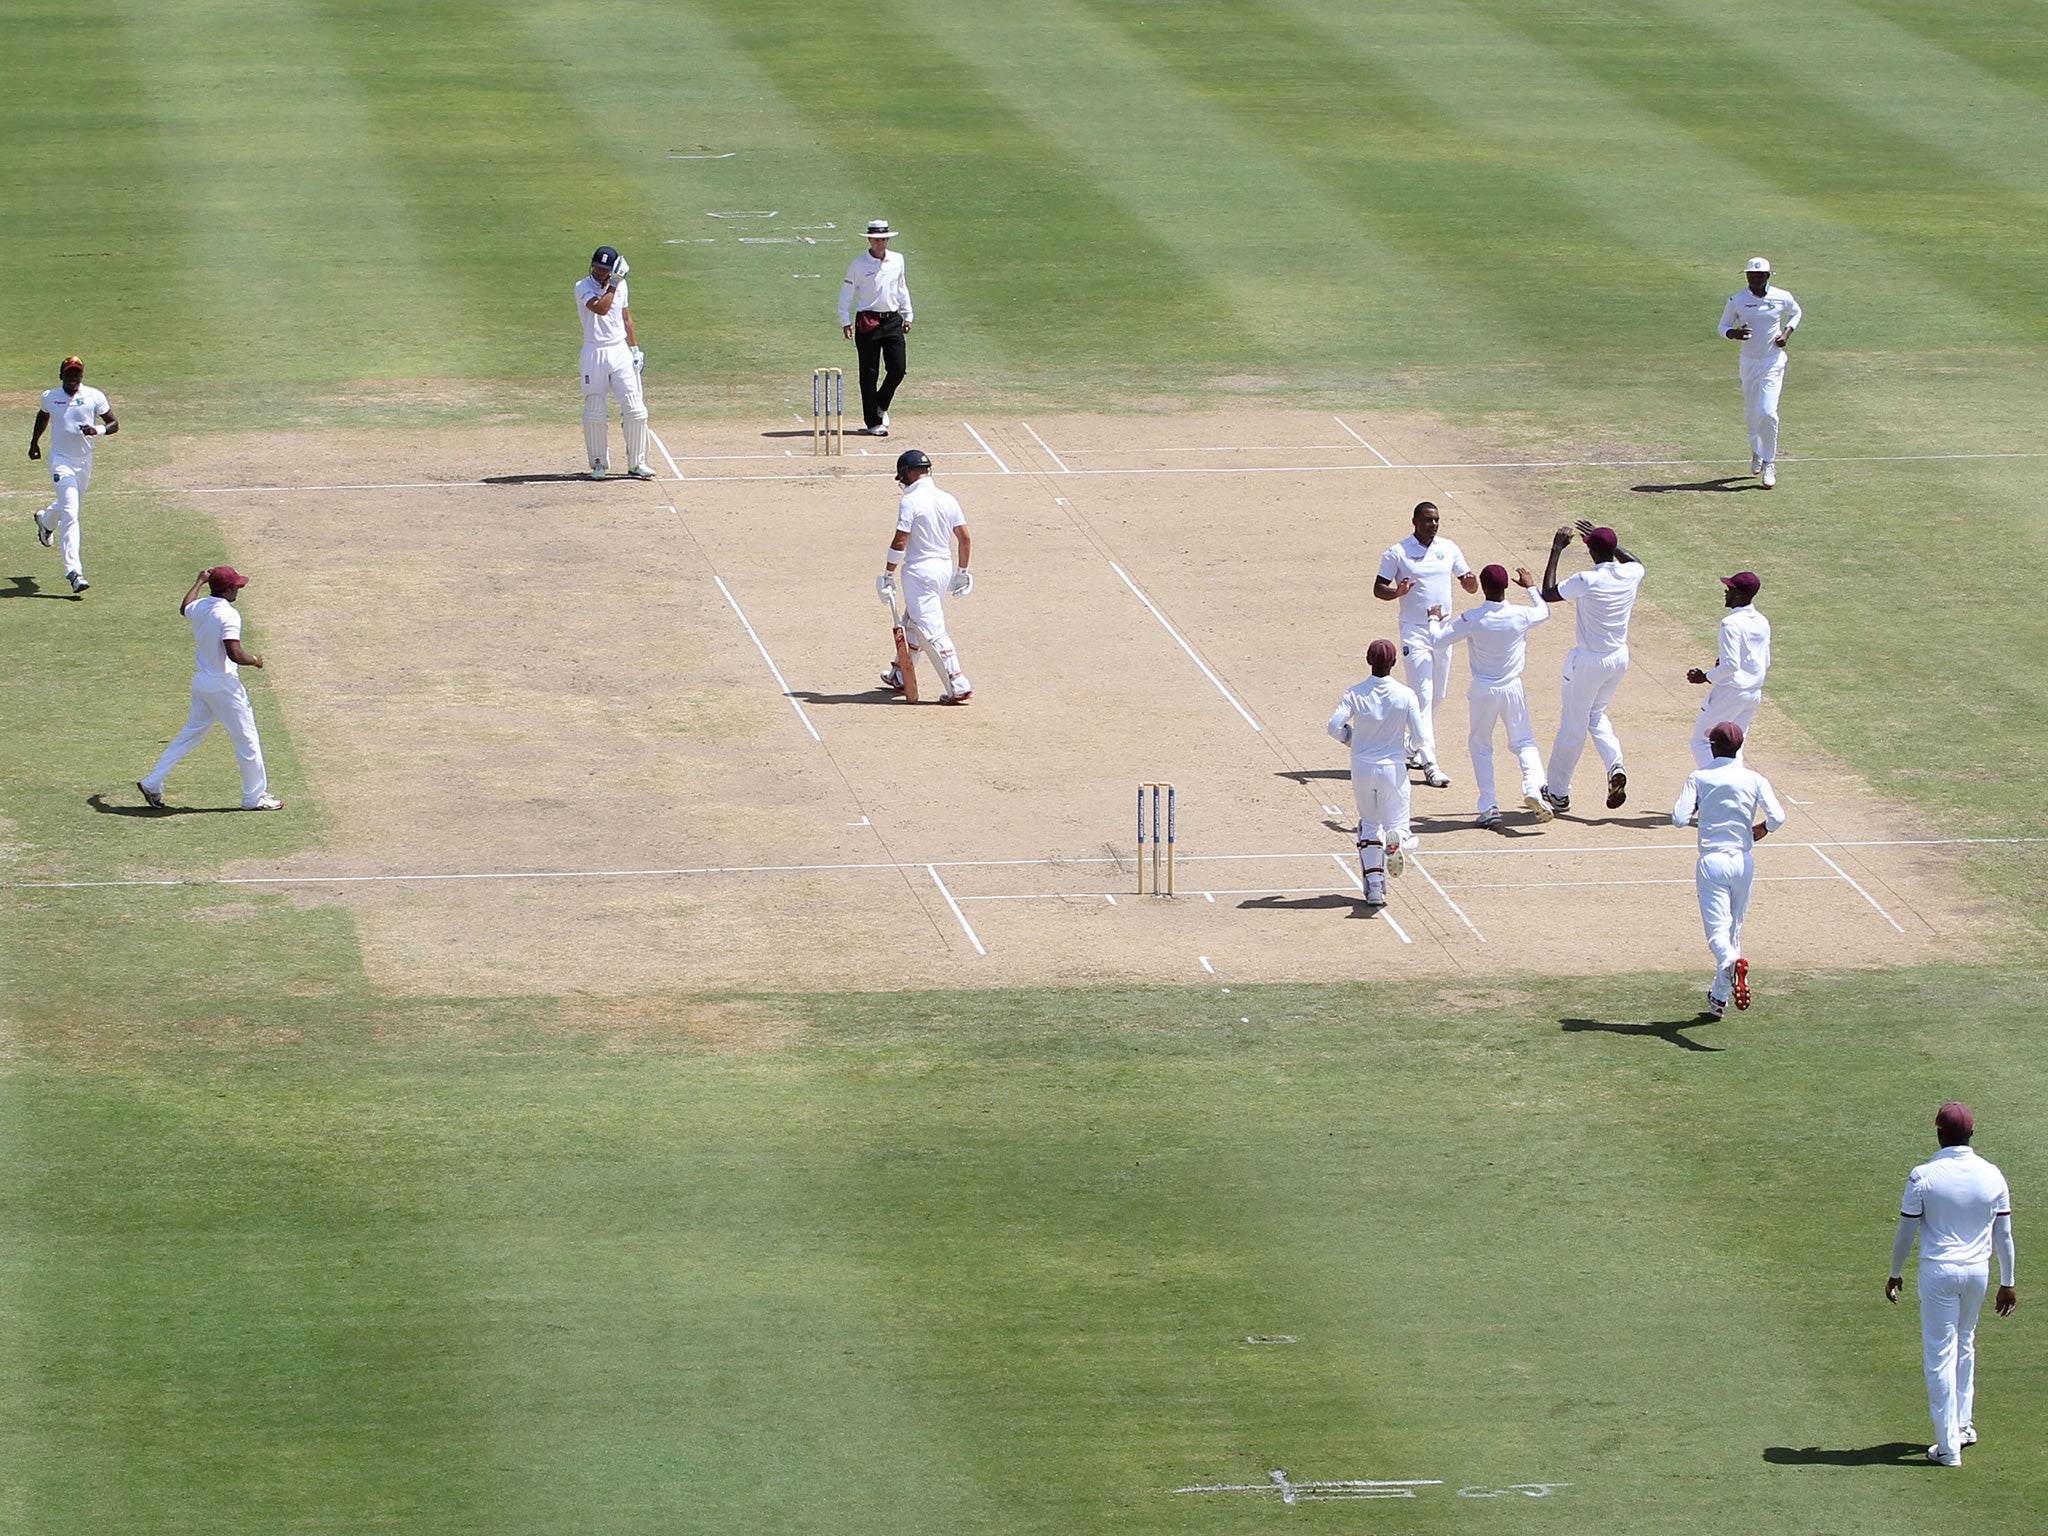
[875,574,895,604]
[949,569,973,598]
[630,346,644,373]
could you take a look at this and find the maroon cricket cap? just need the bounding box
[1480,562,1510,589]
[1721,571,1761,602]
[207,567,250,596]
[1584,527,1619,561]
[1366,638,1398,670]
[1706,721,1745,755]
[1937,1102,1974,1139]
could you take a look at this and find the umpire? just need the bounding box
[838,219,913,438]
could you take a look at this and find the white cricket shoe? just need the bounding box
[1363,871,1387,907]
[1523,791,1553,824]
[880,411,891,430]
[590,460,608,480]
[1476,808,1502,829]
[68,572,89,593]
[1421,763,1451,788]
[1927,1445,1962,1468]
[1961,1425,1978,1448]
[34,513,53,548]
[245,795,285,811]
[1751,454,1764,475]
[1385,840,1405,878]
[1761,462,1777,489]
[626,463,655,480]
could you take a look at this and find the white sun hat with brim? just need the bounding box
[1744,256,1771,273]
[864,219,900,238]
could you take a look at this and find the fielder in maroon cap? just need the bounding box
[137,568,282,811]
[1671,712,1786,1017]
[1327,641,1426,908]
[1687,571,1772,767]
[1537,518,1646,813]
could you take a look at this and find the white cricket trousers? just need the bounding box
[903,566,970,698]
[1691,685,1764,767]
[1349,757,1411,872]
[1466,679,1543,815]
[1695,847,1752,999]
[142,677,270,806]
[1398,629,1452,765]
[1740,354,1785,464]
[580,341,647,469]
[1546,645,1629,797]
[37,460,90,579]
[1920,1261,1989,1459]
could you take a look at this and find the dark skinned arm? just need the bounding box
[29,409,48,460]
[1539,525,1571,604]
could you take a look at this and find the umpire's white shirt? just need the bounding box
[1904,1148,2013,1269]
[1378,535,1471,637]
[1708,606,1772,690]
[896,478,964,574]
[1327,677,1425,765]
[839,250,913,324]
[1718,286,1802,363]
[1672,760,1786,853]
[574,276,629,348]
[1430,591,1547,686]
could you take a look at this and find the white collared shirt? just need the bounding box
[1718,285,1802,363]
[1672,759,1786,855]
[574,276,629,348]
[1707,605,1772,691]
[838,249,912,324]
[1378,534,1471,637]
[40,385,111,468]
[895,477,964,573]
[1429,590,1548,687]
[186,595,244,680]
[1557,559,1645,654]
[1327,675,1425,766]
[1903,1147,2012,1268]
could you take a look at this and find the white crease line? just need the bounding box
[1329,852,1412,943]
[1410,856,1485,943]
[926,864,986,955]
[962,421,1011,473]
[1333,416,1396,468]
[1445,874,1844,890]
[1106,560,1263,733]
[964,884,1355,901]
[710,573,821,743]
[1199,955,1216,974]
[1021,422,1070,472]
[1809,846,1908,934]
[648,427,685,480]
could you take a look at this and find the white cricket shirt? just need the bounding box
[1430,591,1548,687]
[1708,606,1772,691]
[186,595,244,680]
[1557,560,1645,654]
[1378,534,1472,637]
[1326,676,1425,766]
[574,276,629,348]
[1903,1147,2013,1268]
[1718,285,1802,364]
[1671,760,1786,854]
[895,478,965,573]
[838,249,912,324]
[40,384,111,468]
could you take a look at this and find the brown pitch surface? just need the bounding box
[147,409,1998,995]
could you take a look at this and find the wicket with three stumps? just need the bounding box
[1138,782,1176,896]
[813,366,844,455]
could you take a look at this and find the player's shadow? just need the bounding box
[87,793,240,818]
[1549,809,1673,831]
[2,576,79,601]
[1632,475,1758,494]
[1240,892,1382,920]
[1761,1443,1930,1467]
[1560,1014,1725,1052]
[761,429,822,440]
[791,686,901,706]
[481,472,616,485]
[1276,768,1350,784]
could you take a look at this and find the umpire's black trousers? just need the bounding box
[854,310,908,430]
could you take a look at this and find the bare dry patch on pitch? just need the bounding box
[146,411,2008,996]
[551,996,805,1056]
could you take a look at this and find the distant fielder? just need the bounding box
[28,354,117,594]
[574,245,653,480]
[1671,722,1783,1018]
[1719,257,1801,489]
[138,567,283,812]
[1374,499,1475,788]
[1427,564,1553,828]
[877,449,972,704]
[1540,520,1645,814]
[1326,638,1425,909]
[1687,570,1771,767]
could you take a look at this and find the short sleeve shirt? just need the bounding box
[1558,560,1645,654]
[574,276,628,348]
[40,385,111,468]
[896,478,965,572]
[187,595,243,680]
[1378,535,1471,636]
[1903,1147,2012,1267]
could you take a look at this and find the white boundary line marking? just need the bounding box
[1410,857,1485,943]
[1328,852,1411,943]
[648,427,685,480]
[1808,846,1908,933]
[1333,416,1395,468]
[1107,561,1263,732]
[710,573,821,742]
[1021,421,1070,472]
[961,421,1011,473]
[926,864,986,955]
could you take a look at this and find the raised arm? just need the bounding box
[1540,526,1572,603]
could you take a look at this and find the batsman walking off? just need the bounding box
[878,449,972,704]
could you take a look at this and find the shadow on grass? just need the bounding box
[1240,892,1381,920]
[1561,1014,1725,1052]
[4,576,81,601]
[87,793,241,818]
[1632,475,1758,494]
[1762,1442,1930,1467]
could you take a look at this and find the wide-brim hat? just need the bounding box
[1744,257,1771,273]
[864,220,900,239]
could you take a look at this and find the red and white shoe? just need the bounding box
[937,690,972,706]
[1732,957,1751,1011]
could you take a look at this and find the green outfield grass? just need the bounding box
[4,2,2047,1530]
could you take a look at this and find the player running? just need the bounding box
[29,355,117,594]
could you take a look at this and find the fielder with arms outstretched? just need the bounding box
[574,245,652,480]
[877,449,972,704]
